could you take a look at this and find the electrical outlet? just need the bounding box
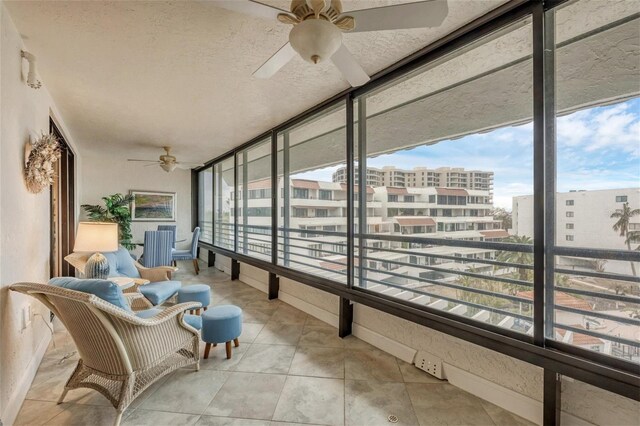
[415,351,445,379]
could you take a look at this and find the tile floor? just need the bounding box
[14,263,535,426]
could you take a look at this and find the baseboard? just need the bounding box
[278,291,339,328]
[239,273,268,294]
[2,331,52,426]
[351,323,416,363]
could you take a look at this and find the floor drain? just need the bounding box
[388,415,399,423]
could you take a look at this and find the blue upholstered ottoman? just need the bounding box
[201,305,242,359]
[177,284,211,315]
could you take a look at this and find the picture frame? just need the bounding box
[130,190,177,222]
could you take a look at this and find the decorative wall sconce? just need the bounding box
[21,50,42,89]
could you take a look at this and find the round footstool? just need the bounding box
[201,305,242,359]
[177,284,211,315]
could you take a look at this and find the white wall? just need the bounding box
[80,151,192,257]
[0,5,80,424]
[213,253,640,426]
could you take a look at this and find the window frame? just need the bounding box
[193,0,640,400]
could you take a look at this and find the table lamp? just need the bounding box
[74,222,119,279]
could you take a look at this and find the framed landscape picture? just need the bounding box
[130,190,177,222]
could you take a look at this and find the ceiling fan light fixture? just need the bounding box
[289,19,342,64]
[160,162,177,173]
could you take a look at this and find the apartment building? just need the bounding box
[234,175,505,289]
[332,166,494,192]
[512,188,640,274]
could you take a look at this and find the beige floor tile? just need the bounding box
[139,369,229,414]
[200,341,250,371]
[47,404,121,426]
[272,376,344,426]
[14,400,66,426]
[304,315,332,328]
[270,423,325,426]
[288,346,345,379]
[345,380,419,426]
[398,360,443,384]
[242,306,276,323]
[344,348,403,382]
[31,354,78,386]
[406,383,496,426]
[122,409,200,425]
[197,416,271,426]
[238,322,265,343]
[203,372,287,419]
[128,374,173,410]
[269,305,308,325]
[235,343,296,374]
[298,326,344,348]
[480,401,536,426]
[255,323,303,345]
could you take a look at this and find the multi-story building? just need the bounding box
[512,188,640,274]
[234,175,505,285]
[332,166,494,192]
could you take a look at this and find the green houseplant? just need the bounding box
[82,193,135,250]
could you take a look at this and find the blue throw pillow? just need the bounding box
[49,277,132,312]
[103,247,141,279]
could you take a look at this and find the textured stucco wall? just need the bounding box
[211,253,639,425]
[0,5,79,423]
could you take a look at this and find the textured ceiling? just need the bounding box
[4,0,507,163]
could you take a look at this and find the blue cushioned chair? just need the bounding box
[157,225,177,249]
[172,227,201,274]
[142,230,174,268]
[65,246,181,310]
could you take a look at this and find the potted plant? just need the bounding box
[82,193,135,250]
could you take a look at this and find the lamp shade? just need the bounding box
[74,222,119,252]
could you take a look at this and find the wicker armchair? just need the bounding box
[10,282,200,426]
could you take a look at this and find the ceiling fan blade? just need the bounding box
[127,159,161,163]
[253,42,297,79]
[330,44,370,87]
[215,0,289,20]
[347,0,448,33]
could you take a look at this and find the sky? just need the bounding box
[296,98,640,209]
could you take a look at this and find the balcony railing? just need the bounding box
[201,221,640,361]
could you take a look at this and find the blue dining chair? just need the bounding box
[142,230,174,268]
[157,225,177,249]
[172,227,201,274]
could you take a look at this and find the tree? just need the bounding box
[610,202,640,277]
[492,207,512,230]
[496,235,533,283]
[82,193,135,250]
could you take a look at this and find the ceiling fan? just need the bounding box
[216,0,448,87]
[127,147,203,172]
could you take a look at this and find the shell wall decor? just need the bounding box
[24,133,61,194]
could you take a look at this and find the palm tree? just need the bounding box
[611,202,640,277]
[496,235,533,282]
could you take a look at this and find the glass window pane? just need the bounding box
[354,17,534,334]
[547,0,640,363]
[236,139,272,261]
[198,166,213,244]
[214,157,235,250]
[277,102,347,283]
